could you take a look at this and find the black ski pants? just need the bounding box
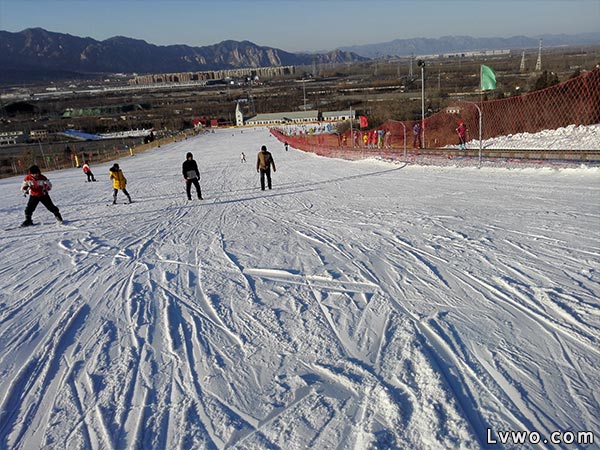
[186,178,202,199]
[25,195,60,219]
[259,168,272,190]
[113,188,131,201]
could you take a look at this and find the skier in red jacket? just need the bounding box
[20,165,63,226]
[456,121,467,150]
[82,160,97,182]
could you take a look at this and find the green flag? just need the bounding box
[481,65,496,91]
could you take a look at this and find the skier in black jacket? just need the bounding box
[182,152,203,200]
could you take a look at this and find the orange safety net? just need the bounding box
[272,68,600,155]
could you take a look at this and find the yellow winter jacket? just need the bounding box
[109,168,127,189]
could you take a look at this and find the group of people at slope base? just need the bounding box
[17,144,278,227]
[358,129,393,149]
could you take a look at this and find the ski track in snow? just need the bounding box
[0,127,599,449]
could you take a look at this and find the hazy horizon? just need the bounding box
[1,0,598,53]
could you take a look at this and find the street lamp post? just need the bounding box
[38,139,48,170]
[302,80,307,111]
[417,60,426,148]
[390,120,407,158]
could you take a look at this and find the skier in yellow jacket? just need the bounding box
[109,163,132,204]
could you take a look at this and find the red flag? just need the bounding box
[359,116,368,128]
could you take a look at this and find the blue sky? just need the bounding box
[0,0,598,52]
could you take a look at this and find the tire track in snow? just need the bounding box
[426,263,600,441]
[231,384,314,448]
[242,198,481,447]
[195,241,244,349]
[137,228,256,448]
[0,301,89,449]
[83,369,116,449]
[178,310,246,449]
[240,232,475,447]
[382,292,512,446]
[358,247,523,446]
[457,269,600,355]
[373,208,600,444]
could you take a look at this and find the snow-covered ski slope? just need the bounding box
[0,127,599,449]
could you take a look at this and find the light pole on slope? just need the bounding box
[417,59,426,148]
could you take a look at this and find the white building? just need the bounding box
[0,130,24,146]
[245,110,319,126]
[242,109,356,126]
[321,110,356,121]
[235,102,244,127]
[30,129,49,141]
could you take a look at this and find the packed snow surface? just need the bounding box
[459,123,600,150]
[0,127,599,449]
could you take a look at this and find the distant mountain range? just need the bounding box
[339,32,600,58]
[0,28,366,84]
[1,28,598,85]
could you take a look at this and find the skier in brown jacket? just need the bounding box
[256,145,276,190]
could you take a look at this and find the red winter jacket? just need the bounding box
[22,173,52,197]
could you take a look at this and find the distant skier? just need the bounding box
[384,130,392,149]
[20,164,63,226]
[456,121,467,149]
[109,163,132,204]
[284,142,289,151]
[182,152,203,200]
[256,145,276,191]
[413,122,422,149]
[82,160,96,182]
[240,152,247,163]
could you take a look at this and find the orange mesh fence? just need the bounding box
[272,68,599,158]
[432,68,600,149]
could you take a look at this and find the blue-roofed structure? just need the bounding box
[60,129,103,141]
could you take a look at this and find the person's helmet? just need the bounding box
[112,163,119,170]
[186,152,193,159]
[261,145,267,151]
[28,165,41,174]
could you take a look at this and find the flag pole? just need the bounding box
[479,65,485,105]
[418,60,426,149]
[475,64,483,169]
[479,66,484,168]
